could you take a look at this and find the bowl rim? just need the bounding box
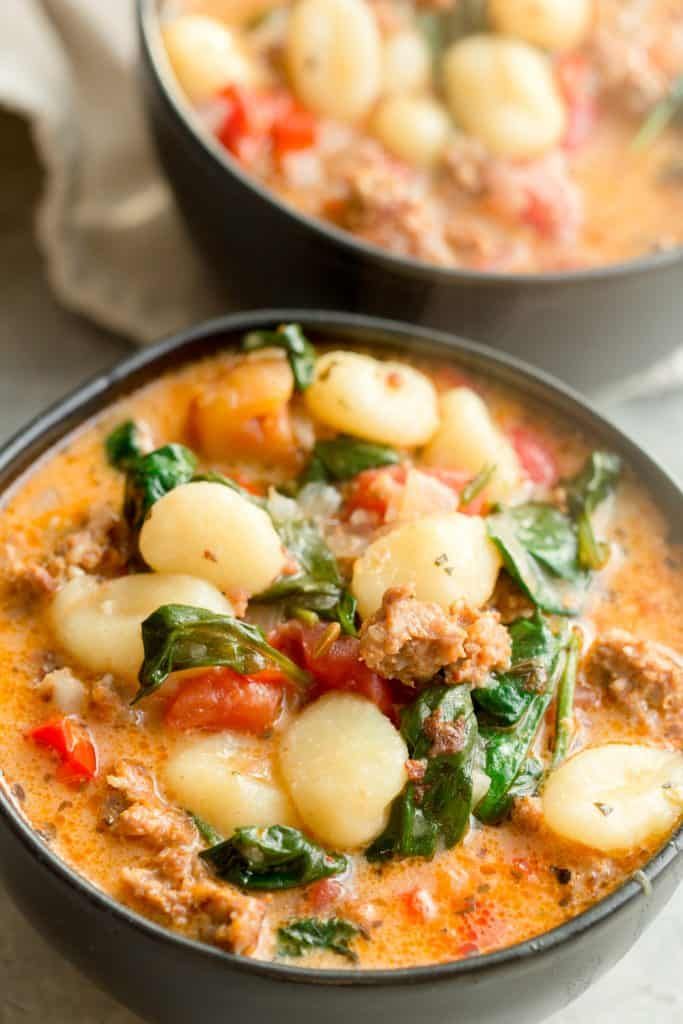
[0,308,681,989]
[137,0,683,289]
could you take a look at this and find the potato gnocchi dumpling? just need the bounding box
[422,387,521,503]
[286,0,382,120]
[372,95,451,168]
[488,0,594,53]
[165,731,300,836]
[543,744,683,854]
[352,513,502,619]
[50,574,233,681]
[381,30,432,95]
[305,351,439,447]
[279,692,408,848]
[182,0,281,27]
[162,14,252,103]
[443,35,567,158]
[139,481,286,596]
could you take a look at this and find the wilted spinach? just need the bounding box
[189,813,223,847]
[200,826,347,890]
[550,627,582,770]
[366,685,477,862]
[475,633,567,824]
[633,75,683,149]
[242,323,316,391]
[277,917,365,962]
[564,452,621,571]
[105,420,144,470]
[486,451,620,614]
[473,613,560,726]
[486,503,584,615]
[302,437,400,484]
[254,496,357,634]
[134,604,311,702]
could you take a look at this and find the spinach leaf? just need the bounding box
[564,452,621,571]
[459,464,495,508]
[633,75,683,149]
[189,813,224,847]
[200,826,347,890]
[192,468,265,506]
[475,636,567,824]
[486,504,583,615]
[242,323,316,391]
[508,757,544,798]
[366,685,478,861]
[277,917,365,962]
[105,420,144,470]
[550,627,582,770]
[123,443,197,532]
[473,613,559,726]
[134,604,311,702]
[302,437,400,484]
[254,495,357,633]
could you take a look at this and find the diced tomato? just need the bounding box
[223,468,267,496]
[345,464,488,520]
[272,106,317,157]
[420,467,488,516]
[270,621,397,718]
[307,877,344,912]
[164,667,286,734]
[28,716,97,784]
[510,427,559,487]
[457,942,480,958]
[557,53,597,151]
[216,85,317,165]
[344,465,407,520]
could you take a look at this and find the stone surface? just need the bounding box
[0,110,680,1023]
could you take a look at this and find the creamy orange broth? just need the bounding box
[0,347,681,970]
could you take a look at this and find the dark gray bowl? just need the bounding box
[0,311,681,1024]
[136,0,683,393]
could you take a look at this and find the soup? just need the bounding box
[159,0,683,273]
[0,328,681,969]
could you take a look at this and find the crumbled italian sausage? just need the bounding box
[359,585,511,685]
[103,760,265,954]
[585,628,683,741]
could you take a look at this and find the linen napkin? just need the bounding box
[0,0,224,343]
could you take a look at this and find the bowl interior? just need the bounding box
[1,309,681,986]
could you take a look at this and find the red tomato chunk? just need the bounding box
[28,716,97,784]
[164,667,286,734]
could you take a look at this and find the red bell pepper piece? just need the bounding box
[28,716,97,783]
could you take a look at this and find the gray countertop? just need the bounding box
[1,111,680,1024]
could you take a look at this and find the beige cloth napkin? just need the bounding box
[0,0,224,342]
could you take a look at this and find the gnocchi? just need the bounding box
[286,0,382,120]
[373,95,451,168]
[381,30,431,95]
[422,387,522,503]
[488,0,594,53]
[182,0,281,27]
[138,481,286,595]
[351,513,502,619]
[442,35,567,158]
[50,573,232,682]
[162,14,252,104]
[543,744,683,854]
[165,731,300,836]
[279,692,408,848]
[304,351,439,447]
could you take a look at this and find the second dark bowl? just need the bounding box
[137,0,683,393]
